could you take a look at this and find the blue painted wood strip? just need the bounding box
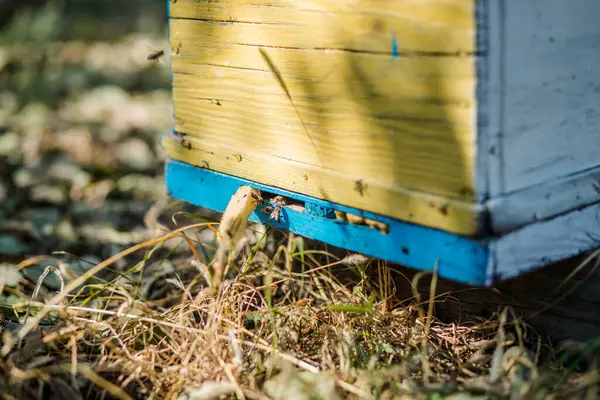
[165,158,491,286]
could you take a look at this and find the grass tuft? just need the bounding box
[0,210,599,399]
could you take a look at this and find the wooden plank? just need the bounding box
[162,133,484,236]
[170,46,475,105]
[169,16,477,198]
[173,83,473,140]
[480,0,503,200]
[487,0,600,194]
[488,164,600,234]
[473,0,491,203]
[169,0,476,54]
[165,158,490,285]
[491,201,600,283]
[170,52,474,117]
[172,86,475,194]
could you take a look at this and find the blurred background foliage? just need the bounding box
[0,0,168,40]
[0,0,180,280]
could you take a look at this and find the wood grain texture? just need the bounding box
[170,0,476,53]
[166,158,489,285]
[486,0,600,195]
[488,165,600,234]
[473,0,491,203]
[480,0,503,200]
[162,133,483,236]
[168,0,478,212]
[170,50,474,176]
[491,201,600,283]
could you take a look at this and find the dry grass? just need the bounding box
[0,208,599,400]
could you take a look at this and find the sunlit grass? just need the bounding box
[1,206,599,399]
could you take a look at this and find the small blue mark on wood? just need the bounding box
[391,31,399,59]
[165,158,491,286]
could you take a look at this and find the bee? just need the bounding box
[269,195,286,223]
[250,192,263,205]
[147,49,165,62]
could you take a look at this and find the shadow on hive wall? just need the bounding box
[168,1,475,233]
[279,11,473,233]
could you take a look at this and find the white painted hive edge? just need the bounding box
[488,200,600,284]
[485,163,600,234]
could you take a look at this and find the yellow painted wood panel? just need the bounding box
[172,89,473,150]
[170,48,476,197]
[173,96,475,197]
[162,134,482,235]
[171,63,474,133]
[170,49,475,107]
[167,0,478,223]
[170,0,475,53]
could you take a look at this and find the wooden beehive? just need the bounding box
[162,0,600,286]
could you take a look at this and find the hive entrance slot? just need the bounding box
[253,189,388,234]
[258,190,305,211]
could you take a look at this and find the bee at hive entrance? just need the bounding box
[268,195,287,223]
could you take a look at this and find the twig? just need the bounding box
[215,355,245,400]
[81,367,134,400]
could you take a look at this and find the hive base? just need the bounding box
[165,158,600,287]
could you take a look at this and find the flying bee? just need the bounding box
[269,195,286,223]
[147,49,165,62]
